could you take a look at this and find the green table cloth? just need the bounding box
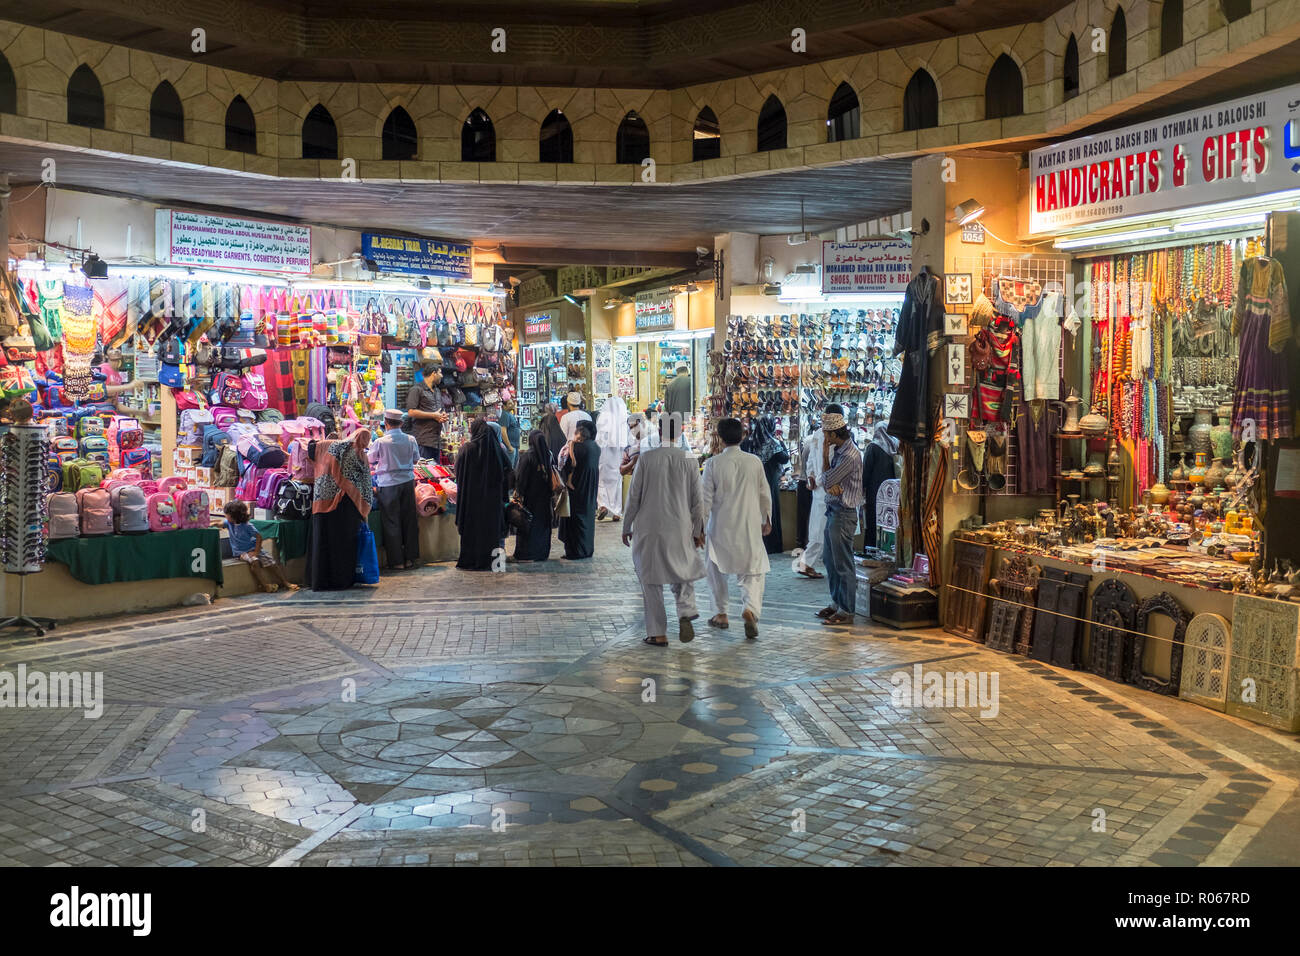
[47,528,224,586]
[252,514,383,562]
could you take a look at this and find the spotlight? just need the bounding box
[81,254,108,279]
[953,199,985,226]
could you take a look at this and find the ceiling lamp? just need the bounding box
[80,254,108,279]
[953,198,986,226]
[684,282,700,293]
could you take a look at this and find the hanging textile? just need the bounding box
[1231,256,1296,439]
[60,283,97,401]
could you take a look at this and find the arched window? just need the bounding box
[0,52,16,114]
[224,95,256,153]
[756,95,786,152]
[692,107,721,162]
[985,55,1023,120]
[462,108,495,162]
[67,64,104,129]
[902,70,939,131]
[302,104,337,159]
[1063,35,1080,100]
[616,111,650,164]
[827,82,860,142]
[1221,0,1250,22]
[381,106,418,161]
[539,109,573,163]
[1109,7,1128,77]
[149,80,184,142]
[1161,0,1184,53]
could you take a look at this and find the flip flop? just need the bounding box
[823,613,854,626]
[742,611,758,639]
[679,616,696,643]
[797,567,824,579]
[643,636,668,647]
[707,615,729,629]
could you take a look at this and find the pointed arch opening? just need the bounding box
[462,107,495,162]
[616,111,650,165]
[224,95,256,153]
[1109,7,1128,77]
[382,106,418,161]
[149,80,184,142]
[692,106,721,162]
[1161,0,1184,54]
[1221,0,1250,22]
[827,82,860,142]
[0,52,15,115]
[756,94,786,152]
[1063,35,1080,101]
[67,64,104,129]
[985,55,1024,120]
[302,104,337,159]
[902,70,939,131]
[539,109,573,163]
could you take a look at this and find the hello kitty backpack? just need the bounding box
[147,492,178,532]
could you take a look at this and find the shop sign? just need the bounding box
[156,209,312,274]
[523,311,553,342]
[821,239,912,293]
[360,232,472,280]
[634,290,676,331]
[961,222,986,244]
[1029,82,1300,235]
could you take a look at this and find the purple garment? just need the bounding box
[1016,401,1054,495]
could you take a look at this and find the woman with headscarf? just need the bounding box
[595,395,630,521]
[513,429,556,563]
[455,417,509,570]
[538,403,565,465]
[558,418,600,559]
[860,423,901,551]
[306,429,373,590]
[741,416,789,554]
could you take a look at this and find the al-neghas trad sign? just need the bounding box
[1029,81,1300,235]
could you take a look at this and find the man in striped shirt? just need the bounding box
[817,412,862,626]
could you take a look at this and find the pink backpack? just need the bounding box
[175,489,210,529]
[147,492,178,531]
[299,417,326,441]
[46,492,80,539]
[254,468,290,510]
[159,476,188,496]
[139,480,160,496]
[105,468,142,484]
[76,487,114,536]
[280,420,307,445]
[235,464,263,502]
[288,438,314,482]
[212,406,239,430]
[241,369,268,410]
[214,372,246,407]
[257,420,284,446]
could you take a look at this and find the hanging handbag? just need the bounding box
[504,499,532,535]
[359,333,382,356]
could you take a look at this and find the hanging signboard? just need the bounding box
[821,239,912,293]
[1029,81,1300,235]
[155,209,312,275]
[361,233,473,280]
[634,289,677,331]
[522,309,553,342]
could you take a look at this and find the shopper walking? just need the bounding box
[817,411,864,626]
[306,429,373,591]
[454,417,509,571]
[499,399,522,468]
[623,414,706,646]
[702,417,771,639]
[559,418,599,559]
[368,408,420,571]
[406,362,450,460]
[795,402,843,579]
[595,394,630,521]
[512,429,555,563]
[742,415,789,555]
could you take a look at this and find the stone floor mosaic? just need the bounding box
[1,521,1299,867]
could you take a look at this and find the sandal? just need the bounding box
[708,615,729,629]
[797,567,824,579]
[679,616,697,643]
[643,636,669,646]
[823,612,854,626]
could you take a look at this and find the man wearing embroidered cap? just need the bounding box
[817,410,863,626]
[368,408,420,571]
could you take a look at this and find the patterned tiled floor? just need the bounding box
[2,521,1299,867]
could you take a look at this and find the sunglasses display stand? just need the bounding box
[0,424,56,636]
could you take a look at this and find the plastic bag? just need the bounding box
[355,524,380,584]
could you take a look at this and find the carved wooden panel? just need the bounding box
[985,554,1038,654]
[1226,595,1300,731]
[1088,578,1138,682]
[944,540,992,643]
[1180,613,1231,711]
[1030,567,1090,668]
[1131,591,1190,696]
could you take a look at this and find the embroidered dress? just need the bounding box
[887,270,944,443]
[1231,257,1295,439]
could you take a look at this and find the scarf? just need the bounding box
[595,395,630,448]
[743,416,782,463]
[871,423,899,455]
[526,429,552,476]
[312,431,373,518]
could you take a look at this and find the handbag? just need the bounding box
[354,524,380,584]
[505,499,532,535]
[359,333,382,356]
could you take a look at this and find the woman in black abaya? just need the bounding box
[742,415,789,554]
[455,417,509,570]
[538,403,565,464]
[558,418,599,560]
[513,429,555,562]
[306,429,373,590]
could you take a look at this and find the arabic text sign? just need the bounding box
[822,240,912,293]
[361,233,472,280]
[1029,82,1300,234]
[158,210,312,274]
[634,290,677,331]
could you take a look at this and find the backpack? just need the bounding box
[298,417,326,441]
[111,484,149,533]
[76,487,114,536]
[79,435,109,458]
[257,420,284,446]
[62,458,103,494]
[53,436,79,457]
[273,478,312,520]
[122,447,151,477]
[178,408,214,446]
[241,369,268,410]
[105,468,142,484]
[213,372,246,407]
[138,480,160,496]
[235,464,264,502]
[254,468,290,510]
[287,438,314,482]
[211,405,239,430]
[46,492,80,539]
[200,425,233,468]
[214,445,240,487]
[75,417,104,440]
[147,492,178,532]
[45,455,63,493]
[159,476,188,496]
[175,489,210,529]
[280,420,307,445]
[236,433,288,468]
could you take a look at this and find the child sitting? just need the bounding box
[224,500,298,593]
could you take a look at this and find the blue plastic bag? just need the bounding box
[355,524,380,584]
